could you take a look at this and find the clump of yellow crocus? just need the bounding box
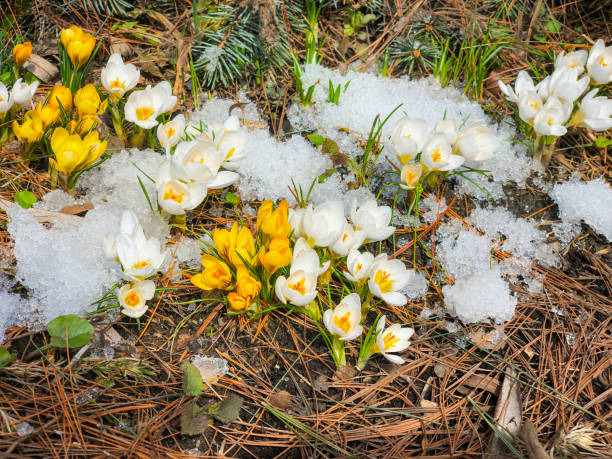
[60,25,96,69]
[67,115,100,136]
[74,84,107,116]
[49,127,107,179]
[28,102,60,128]
[257,199,291,240]
[12,42,32,67]
[190,255,233,291]
[12,114,45,143]
[258,237,292,275]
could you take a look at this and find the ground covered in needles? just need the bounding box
[0,1,611,457]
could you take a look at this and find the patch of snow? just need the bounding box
[401,271,429,300]
[33,189,78,211]
[550,177,612,242]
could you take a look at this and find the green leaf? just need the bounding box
[0,346,16,368]
[321,138,339,155]
[306,134,324,147]
[225,192,239,206]
[14,191,37,209]
[211,394,243,423]
[181,402,210,435]
[545,19,561,34]
[46,315,94,348]
[595,136,612,148]
[182,361,203,396]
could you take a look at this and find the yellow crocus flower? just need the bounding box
[12,115,44,143]
[213,223,239,264]
[60,25,95,69]
[256,200,274,233]
[235,267,261,300]
[260,200,291,239]
[49,127,107,176]
[13,42,32,67]
[28,102,60,128]
[227,292,249,311]
[259,237,292,275]
[229,225,257,268]
[191,255,233,291]
[74,84,107,116]
[47,84,73,111]
[68,115,99,135]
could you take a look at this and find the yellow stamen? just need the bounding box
[431,148,442,162]
[165,126,176,138]
[125,291,141,307]
[163,186,184,203]
[225,147,236,160]
[374,269,394,293]
[136,107,154,121]
[133,261,150,270]
[110,77,125,90]
[333,311,352,334]
[547,117,553,126]
[600,56,607,67]
[356,263,363,272]
[342,233,349,242]
[288,277,306,295]
[383,332,400,351]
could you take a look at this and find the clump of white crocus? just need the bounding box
[388,116,429,164]
[434,119,459,144]
[587,39,612,84]
[118,280,155,318]
[498,70,537,103]
[157,113,186,152]
[101,53,140,99]
[533,97,573,136]
[367,254,414,306]
[421,134,464,172]
[343,249,375,284]
[573,89,612,131]
[11,78,38,106]
[301,200,345,247]
[288,207,306,240]
[400,163,422,190]
[124,81,177,129]
[544,67,589,103]
[373,315,414,364]
[330,222,366,256]
[275,247,319,306]
[0,83,14,113]
[350,199,395,242]
[454,124,502,161]
[322,293,363,341]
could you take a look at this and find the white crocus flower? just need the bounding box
[0,83,14,113]
[434,119,459,144]
[350,199,395,242]
[374,315,414,364]
[587,39,612,84]
[217,129,247,170]
[517,90,543,122]
[330,222,367,257]
[292,238,330,275]
[156,161,208,215]
[124,81,177,129]
[533,97,572,136]
[455,124,501,161]
[367,254,414,306]
[574,89,612,131]
[498,70,536,102]
[421,134,464,172]
[555,49,587,72]
[201,115,240,142]
[302,201,346,248]
[116,226,167,281]
[288,207,306,239]
[343,249,375,283]
[118,280,155,318]
[11,78,38,106]
[545,67,589,103]
[400,163,422,190]
[101,53,140,99]
[322,293,363,341]
[157,113,185,152]
[388,116,429,164]
[171,139,223,184]
[104,210,143,261]
[275,249,319,306]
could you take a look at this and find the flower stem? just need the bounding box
[331,335,346,367]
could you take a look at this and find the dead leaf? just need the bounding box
[60,203,94,215]
[419,399,438,409]
[457,374,500,395]
[180,403,210,436]
[269,390,293,410]
[471,327,507,351]
[520,419,552,459]
[334,365,357,380]
[244,119,268,131]
[0,198,82,225]
[23,54,58,82]
[488,368,522,456]
[110,39,133,57]
[313,374,329,392]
